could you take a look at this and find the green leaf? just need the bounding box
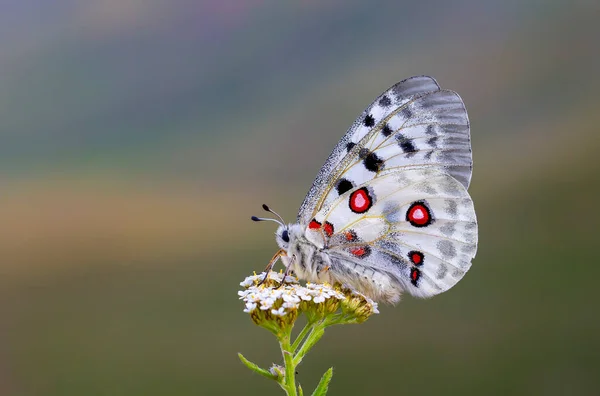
[237,353,278,381]
[311,367,333,396]
[298,384,304,396]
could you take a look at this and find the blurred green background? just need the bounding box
[1,1,599,395]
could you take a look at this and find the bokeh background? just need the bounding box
[1,1,599,395]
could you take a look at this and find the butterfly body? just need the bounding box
[259,76,478,304]
[277,223,404,303]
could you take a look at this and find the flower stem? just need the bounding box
[292,321,314,353]
[279,331,298,396]
[293,322,326,367]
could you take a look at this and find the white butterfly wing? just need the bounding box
[305,168,477,299]
[297,76,471,225]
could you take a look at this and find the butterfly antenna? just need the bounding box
[262,204,286,225]
[251,216,284,227]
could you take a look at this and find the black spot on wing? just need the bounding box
[346,142,356,152]
[363,114,375,127]
[381,123,393,137]
[336,178,354,195]
[401,107,413,119]
[363,151,384,172]
[379,95,392,107]
[427,136,439,147]
[396,135,417,154]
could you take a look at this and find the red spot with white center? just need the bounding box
[349,187,373,213]
[406,201,432,227]
[409,251,424,266]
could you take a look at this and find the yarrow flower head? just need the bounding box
[239,271,378,332]
[238,271,381,395]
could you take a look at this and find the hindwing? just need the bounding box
[304,168,477,298]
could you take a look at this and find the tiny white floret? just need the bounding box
[271,307,287,316]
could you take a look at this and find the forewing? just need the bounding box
[305,169,477,298]
[297,76,472,225]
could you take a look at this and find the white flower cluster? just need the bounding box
[238,272,345,316]
[239,271,298,288]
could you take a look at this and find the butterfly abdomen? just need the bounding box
[327,258,404,304]
[280,226,403,303]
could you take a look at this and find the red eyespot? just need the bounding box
[345,230,357,241]
[406,201,432,227]
[410,268,421,286]
[350,246,371,258]
[323,222,334,237]
[408,251,424,266]
[349,187,373,214]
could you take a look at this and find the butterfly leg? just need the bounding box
[274,252,297,289]
[257,249,284,286]
[275,263,293,289]
[315,264,332,283]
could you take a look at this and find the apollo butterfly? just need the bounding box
[252,76,478,303]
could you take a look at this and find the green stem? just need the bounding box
[292,321,314,353]
[293,322,326,366]
[280,331,297,396]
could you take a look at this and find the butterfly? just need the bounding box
[252,76,477,304]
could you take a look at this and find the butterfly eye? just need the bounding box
[281,230,290,243]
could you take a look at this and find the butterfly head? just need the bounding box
[275,223,306,251]
[275,223,290,249]
[252,204,295,251]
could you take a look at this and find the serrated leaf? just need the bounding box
[311,367,333,396]
[237,353,278,381]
